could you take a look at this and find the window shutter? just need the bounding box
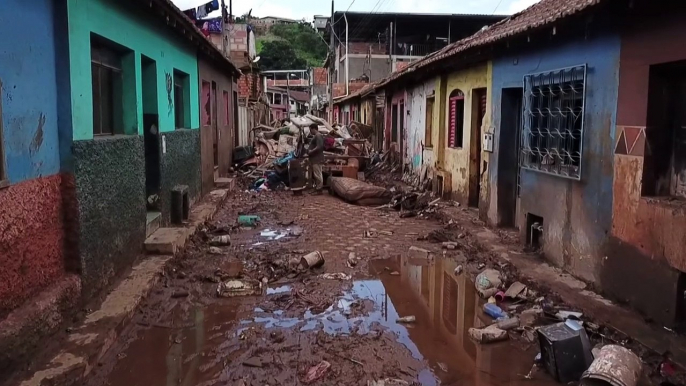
[449,98,457,147]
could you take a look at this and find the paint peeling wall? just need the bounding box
[0,0,73,317]
[488,34,620,283]
[607,10,686,326]
[67,0,200,140]
[405,79,436,176]
[433,63,491,204]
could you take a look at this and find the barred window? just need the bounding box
[522,65,586,179]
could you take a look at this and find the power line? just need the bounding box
[492,0,504,14]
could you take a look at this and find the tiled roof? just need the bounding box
[375,0,604,89]
[333,83,377,104]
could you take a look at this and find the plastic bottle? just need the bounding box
[483,303,509,320]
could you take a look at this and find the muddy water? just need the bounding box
[102,255,557,386]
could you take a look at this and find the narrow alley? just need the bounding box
[85,190,558,386]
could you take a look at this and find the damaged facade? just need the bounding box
[332,0,686,328]
[0,0,239,375]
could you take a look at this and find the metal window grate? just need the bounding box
[522,65,586,180]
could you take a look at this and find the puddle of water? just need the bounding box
[103,255,557,386]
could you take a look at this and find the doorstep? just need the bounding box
[11,189,229,386]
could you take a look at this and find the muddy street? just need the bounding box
[85,191,558,386]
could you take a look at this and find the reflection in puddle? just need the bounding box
[103,254,556,386]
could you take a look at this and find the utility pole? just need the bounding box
[287,74,291,119]
[328,0,335,123]
[229,0,232,22]
[221,0,227,55]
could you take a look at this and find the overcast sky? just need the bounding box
[173,0,541,20]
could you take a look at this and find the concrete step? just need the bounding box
[215,177,236,191]
[144,227,192,255]
[145,211,161,238]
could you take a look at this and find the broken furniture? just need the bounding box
[537,320,594,383]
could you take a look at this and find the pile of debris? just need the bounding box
[232,115,376,192]
[465,267,644,386]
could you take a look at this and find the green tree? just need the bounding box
[259,22,327,69]
[259,40,308,71]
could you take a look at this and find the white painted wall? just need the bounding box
[405,79,435,178]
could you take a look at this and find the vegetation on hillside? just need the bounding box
[255,22,327,71]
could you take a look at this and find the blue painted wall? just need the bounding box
[489,33,621,283]
[0,0,61,183]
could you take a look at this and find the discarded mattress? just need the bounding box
[329,177,392,206]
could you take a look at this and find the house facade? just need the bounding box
[0,0,239,374]
[337,0,686,327]
[608,2,686,327]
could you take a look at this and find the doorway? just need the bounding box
[141,56,160,213]
[212,82,219,176]
[399,101,405,170]
[233,91,239,147]
[469,88,486,207]
[497,87,524,228]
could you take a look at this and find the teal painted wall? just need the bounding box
[67,0,200,140]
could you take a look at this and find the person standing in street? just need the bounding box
[307,123,324,193]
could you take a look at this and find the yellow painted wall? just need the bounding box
[361,98,374,126]
[432,62,492,204]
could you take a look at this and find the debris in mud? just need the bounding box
[238,215,261,227]
[243,357,263,368]
[454,265,463,275]
[442,241,458,250]
[537,321,594,383]
[483,303,509,319]
[320,273,352,281]
[396,316,416,324]
[301,251,325,269]
[520,307,543,327]
[504,281,527,299]
[475,269,503,298]
[556,310,583,321]
[209,235,231,246]
[468,324,508,343]
[496,317,520,331]
[347,252,358,267]
[581,345,642,386]
[208,246,224,255]
[217,280,261,297]
[303,360,331,384]
[368,379,409,386]
[171,290,189,298]
[408,246,431,259]
[389,271,400,276]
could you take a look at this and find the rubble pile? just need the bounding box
[232,116,377,192]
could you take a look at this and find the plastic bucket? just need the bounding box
[581,345,642,386]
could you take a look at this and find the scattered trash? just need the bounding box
[520,307,543,327]
[504,281,527,298]
[409,246,431,259]
[303,360,331,384]
[468,324,509,343]
[171,290,189,299]
[442,241,458,250]
[496,317,520,331]
[660,359,676,378]
[238,215,261,227]
[494,291,506,302]
[243,357,263,368]
[537,321,594,383]
[347,252,358,267]
[581,345,642,386]
[301,251,325,269]
[475,269,502,298]
[477,262,486,270]
[483,303,509,320]
[368,379,409,386]
[437,362,448,372]
[454,265,463,275]
[389,271,400,276]
[217,280,260,297]
[556,310,584,320]
[396,316,416,323]
[364,230,378,238]
[289,226,304,237]
[378,230,394,236]
[208,247,223,255]
[209,235,231,246]
[320,273,352,281]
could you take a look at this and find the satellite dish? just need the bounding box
[253,56,261,63]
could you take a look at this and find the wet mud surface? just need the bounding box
[87,191,561,386]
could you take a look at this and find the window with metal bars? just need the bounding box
[173,70,189,129]
[448,90,464,148]
[91,40,124,136]
[522,65,586,179]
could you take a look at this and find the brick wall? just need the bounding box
[332,82,368,98]
[313,67,327,85]
[348,42,387,55]
[238,72,261,99]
